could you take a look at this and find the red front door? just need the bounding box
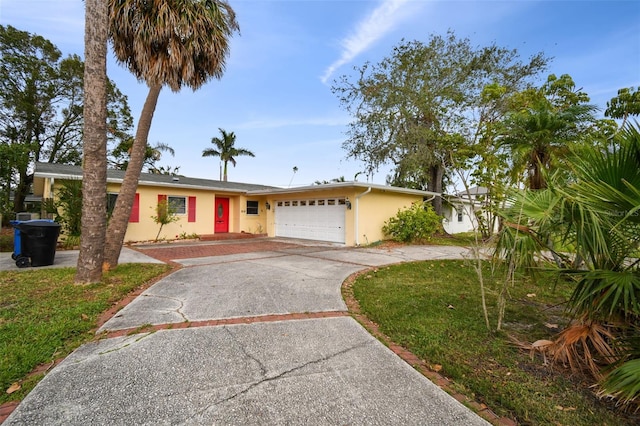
[214,198,229,233]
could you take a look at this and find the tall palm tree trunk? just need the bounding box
[103,83,162,269]
[76,0,108,283]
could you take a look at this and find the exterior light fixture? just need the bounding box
[345,199,352,210]
[266,201,271,210]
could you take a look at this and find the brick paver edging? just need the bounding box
[134,240,300,262]
[99,311,350,340]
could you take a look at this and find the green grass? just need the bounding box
[427,232,480,247]
[352,260,638,425]
[0,263,170,404]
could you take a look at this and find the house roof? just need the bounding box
[247,181,441,197]
[454,186,489,197]
[34,162,278,193]
[35,162,442,198]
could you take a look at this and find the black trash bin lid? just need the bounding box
[17,220,61,228]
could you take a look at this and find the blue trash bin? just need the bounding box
[9,220,23,259]
[9,219,60,268]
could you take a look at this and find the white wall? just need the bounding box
[442,202,477,234]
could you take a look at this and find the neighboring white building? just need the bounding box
[442,187,498,235]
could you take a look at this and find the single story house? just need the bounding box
[33,162,441,246]
[442,186,500,235]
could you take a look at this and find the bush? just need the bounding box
[47,180,83,237]
[0,229,13,252]
[382,202,442,243]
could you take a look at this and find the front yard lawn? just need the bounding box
[0,263,171,405]
[350,260,639,425]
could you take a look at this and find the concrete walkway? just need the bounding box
[0,246,164,271]
[3,241,493,425]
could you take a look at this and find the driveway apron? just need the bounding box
[4,243,490,425]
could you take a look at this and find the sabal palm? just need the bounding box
[202,128,254,181]
[76,0,109,283]
[501,99,597,189]
[103,0,239,269]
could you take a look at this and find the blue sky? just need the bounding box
[2,0,639,188]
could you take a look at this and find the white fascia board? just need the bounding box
[35,171,249,194]
[248,182,440,197]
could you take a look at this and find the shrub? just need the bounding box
[382,202,442,243]
[152,199,180,241]
[48,180,83,237]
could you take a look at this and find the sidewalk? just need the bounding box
[0,246,163,271]
[3,242,495,425]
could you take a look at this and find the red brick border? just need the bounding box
[132,240,300,262]
[99,311,350,340]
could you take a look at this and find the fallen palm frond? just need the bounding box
[512,320,620,378]
[552,321,620,377]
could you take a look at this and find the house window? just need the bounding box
[246,200,259,215]
[457,211,464,222]
[168,196,186,215]
[107,193,118,215]
[107,192,140,222]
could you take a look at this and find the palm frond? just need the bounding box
[600,358,640,406]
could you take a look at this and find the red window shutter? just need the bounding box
[156,194,167,220]
[188,196,196,222]
[129,193,140,223]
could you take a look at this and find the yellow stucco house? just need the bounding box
[33,162,439,246]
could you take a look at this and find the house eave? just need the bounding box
[249,182,441,197]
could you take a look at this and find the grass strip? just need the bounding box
[0,263,170,404]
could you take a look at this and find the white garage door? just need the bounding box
[275,198,346,243]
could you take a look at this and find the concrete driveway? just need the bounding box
[4,240,493,425]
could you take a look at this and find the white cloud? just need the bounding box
[320,0,415,84]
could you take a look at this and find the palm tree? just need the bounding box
[109,139,175,171]
[76,0,108,283]
[202,128,254,181]
[500,99,597,189]
[102,0,239,269]
[495,123,640,406]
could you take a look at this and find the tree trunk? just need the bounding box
[428,164,444,215]
[76,0,108,284]
[103,83,162,269]
[12,171,29,214]
[529,151,548,190]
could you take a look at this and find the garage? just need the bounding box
[274,198,346,243]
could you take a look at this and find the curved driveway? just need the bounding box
[5,241,492,425]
